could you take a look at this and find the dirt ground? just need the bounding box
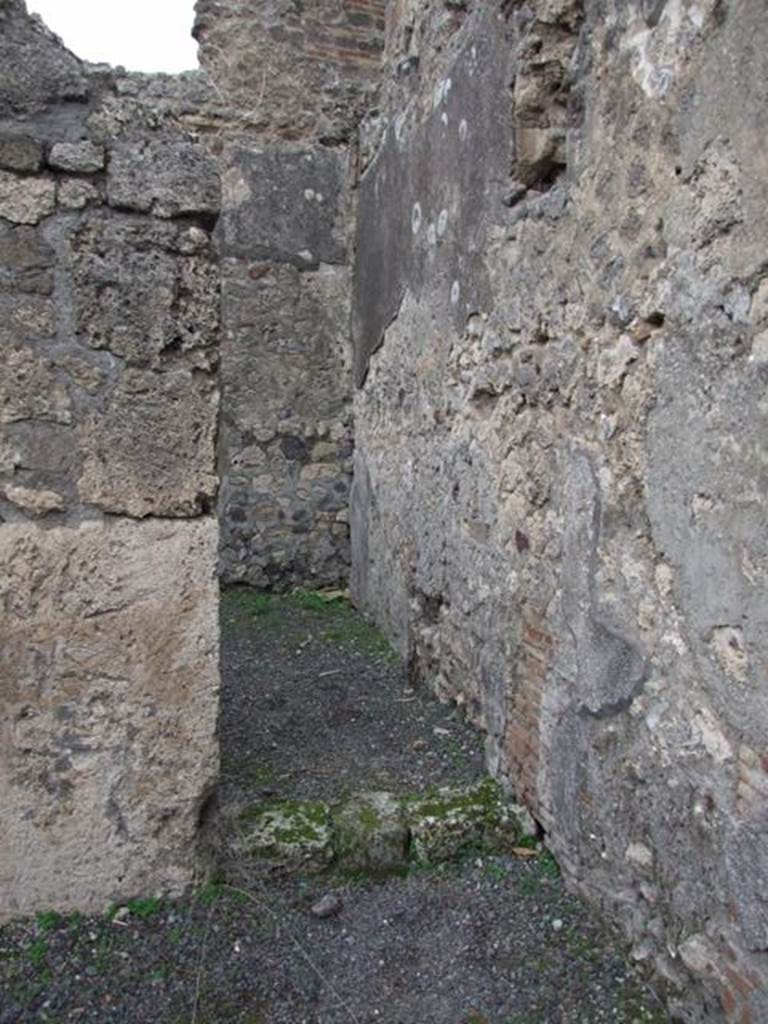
[0,589,669,1024]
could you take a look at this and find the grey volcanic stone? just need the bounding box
[107,140,220,218]
[49,141,104,173]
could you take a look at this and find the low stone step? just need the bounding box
[236,778,535,876]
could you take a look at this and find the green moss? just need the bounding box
[286,588,346,613]
[357,804,380,831]
[240,799,330,845]
[220,586,273,619]
[404,778,504,823]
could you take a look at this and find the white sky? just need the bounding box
[28,0,199,73]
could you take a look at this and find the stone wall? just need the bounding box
[351,1,768,1020]
[0,0,221,918]
[195,0,386,589]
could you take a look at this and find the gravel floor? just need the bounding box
[0,588,669,1024]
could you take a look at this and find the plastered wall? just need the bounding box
[351,2,768,1020]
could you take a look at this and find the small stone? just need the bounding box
[552,918,563,931]
[412,738,428,751]
[57,179,100,210]
[0,133,43,173]
[310,893,342,919]
[0,170,55,224]
[3,484,66,515]
[49,141,105,174]
[625,842,654,871]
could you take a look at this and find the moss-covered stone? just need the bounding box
[238,799,333,872]
[333,791,409,875]
[402,778,524,865]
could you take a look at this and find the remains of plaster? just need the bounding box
[350,2,768,1021]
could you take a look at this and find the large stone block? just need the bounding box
[107,140,220,219]
[69,212,219,369]
[76,367,218,518]
[218,144,347,265]
[0,517,220,921]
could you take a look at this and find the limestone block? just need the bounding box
[48,141,105,173]
[333,791,409,874]
[238,800,334,873]
[70,213,219,369]
[0,517,220,921]
[404,780,524,865]
[0,170,55,224]
[0,133,42,173]
[77,367,218,518]
[107,140,220,219]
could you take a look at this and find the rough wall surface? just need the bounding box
[0,0,220,918]
[351,1,768,1020]
[196,0,386,588]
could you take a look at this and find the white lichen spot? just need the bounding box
[304,188,316,201]
[411,202,422,235]
[437,209,448,237]
[450,280,460,305]
[441,112,448,126]
[459,118,468,142]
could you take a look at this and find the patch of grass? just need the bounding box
[94,930,113,974]
[482,858,511,882]
[249,762,274,786]
[26,937,47,966]
[516,869,541,896]
[67,911,85,932]
[221,587,273,619]
[35,911,60,933]
[538,849,560,879]
[197,879,248,907]
[125,896,164,920]
[287,587,345,613]
[321,614,398,661]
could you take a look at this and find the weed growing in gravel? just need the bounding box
[26,937,47,966]
[539,849,560,879]
[124,896,163,919]
[35,911,60,933]
[221,587,273,619]
[288,587,344,612]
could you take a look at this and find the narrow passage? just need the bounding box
[0,590,667,1024]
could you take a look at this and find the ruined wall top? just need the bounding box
[194,0,387,143]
